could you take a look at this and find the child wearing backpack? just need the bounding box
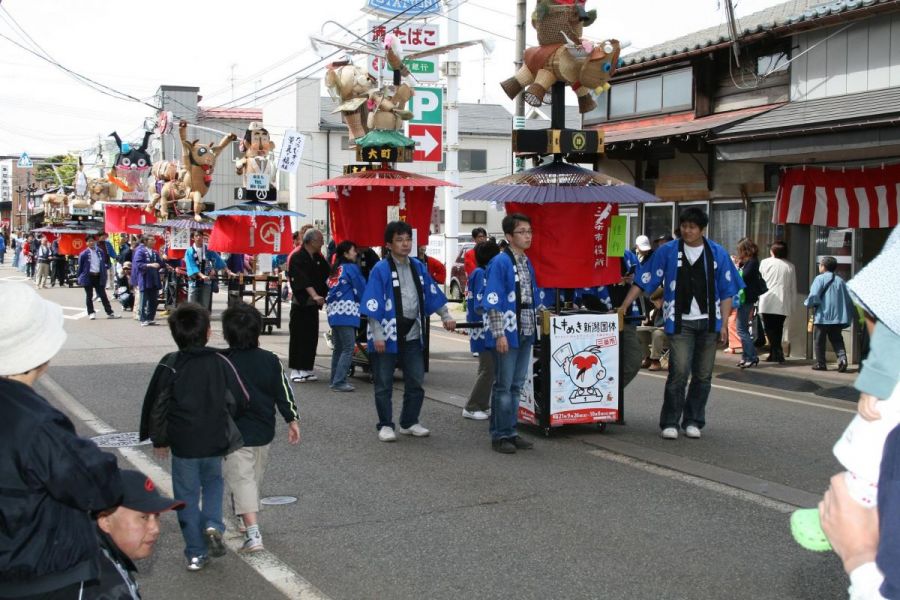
[221,303,300,553]
[139,303,249,571]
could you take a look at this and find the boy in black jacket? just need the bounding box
[139,303,249,571]
[221,303,300,553]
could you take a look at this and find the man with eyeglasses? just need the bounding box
[481,213,539,454]
[361,221,456,443]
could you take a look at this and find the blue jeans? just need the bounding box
[736,303,758,361]
[489,334,534,441]
[140,286,159,323]
[662,320,718,431]
[330,326,356,387]
[371,340,425,430]
[171,455,225,559]
[188,280,212,310]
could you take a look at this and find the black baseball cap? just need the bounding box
[119,470,185,513]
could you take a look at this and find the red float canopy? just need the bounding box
[208,215,293,255]
[310,168,457,189]
[506,202,622,288]
[104,203,157,234]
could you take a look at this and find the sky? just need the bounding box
[0,0,790,157]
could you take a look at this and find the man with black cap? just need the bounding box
[86,470,185,599]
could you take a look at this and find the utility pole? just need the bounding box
[442,0,460,280]
[515,0,527,119]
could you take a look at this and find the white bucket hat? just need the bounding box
[0,282,67,376]
[635,235,652,251]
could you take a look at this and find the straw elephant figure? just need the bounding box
[178,120,236,221]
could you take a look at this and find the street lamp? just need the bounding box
[15,182,38,232]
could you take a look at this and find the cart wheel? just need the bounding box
[596,422,608,433]
[266,325,273,334]
[348,365,356,378]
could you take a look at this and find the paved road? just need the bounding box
[5,263,857,599]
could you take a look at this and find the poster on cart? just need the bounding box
[517,358,537,425]
[548,313,620,425]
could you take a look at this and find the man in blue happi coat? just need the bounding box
[621,207,743,440]
[360,221,456,443]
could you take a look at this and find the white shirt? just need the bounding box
[682,243,708,321]
[89,248,101,273]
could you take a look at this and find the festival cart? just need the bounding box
[205,201,304,334]
[33,225,101,287]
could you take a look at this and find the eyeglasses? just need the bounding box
[512,229,533,236]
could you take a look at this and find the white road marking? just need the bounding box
[587,448,796,513]
[639,371,855,414]
[40,375,333,600]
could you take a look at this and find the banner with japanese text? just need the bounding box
[548,313,620,425]
[208,215,292,255]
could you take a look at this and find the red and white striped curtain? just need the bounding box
[774,165,900,229]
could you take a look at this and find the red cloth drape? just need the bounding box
[208,215,293,254]
[58,233,86,256]
[328,198,345,244]
[333,185,435,247]
[104,204,157,234]
[506,202,621,288]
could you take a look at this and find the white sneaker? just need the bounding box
[462,409,489,421]
[88,313,96,320]
[685,425,701,439]
[378,426,397,442]
[294,370,317,382]
[397,423,430,437]
[661,427,678,440]
[290,369,303,382]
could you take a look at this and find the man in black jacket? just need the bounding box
[0,281,123,598]
[139,303,248,572]
[287,228,329,382]
[85,469,185,599]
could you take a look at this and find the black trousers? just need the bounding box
[84,274,113,316]
[289,303,320,370]
[761,313,786,353]
[814,324,847,366]
[51,258,67,286]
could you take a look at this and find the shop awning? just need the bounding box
[598,104,781,147]
[774,164,900,228]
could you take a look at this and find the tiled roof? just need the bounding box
[712,87,900,140]
[621,0,898,67]
[197,107,263,120]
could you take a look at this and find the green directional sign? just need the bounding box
[607,215,627,257]
[386,59,435,75]
[410,87,443,125]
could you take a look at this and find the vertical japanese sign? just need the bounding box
[277,130,306,173]
[548,313,621,425]
[368,21,440,82]
[593,203,612,269]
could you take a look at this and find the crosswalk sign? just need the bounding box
[17,152,32,169]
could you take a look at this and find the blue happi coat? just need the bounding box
[635,238,743,334]
[481,250,539,350]
[360,257,448,354]
[466,267,487,352]
[326,262,366,327]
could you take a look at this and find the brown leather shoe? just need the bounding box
[648,359,662,371]
[641,357,651,369]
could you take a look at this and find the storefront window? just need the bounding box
[749,200,777,251]
[709,202,744,255]
[643,204,673,241]
[815,227,854,282]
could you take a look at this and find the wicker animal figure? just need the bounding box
[325,63,377,140]
[147,160,187,218]
[500,39,623,113]
[87,178,114,203]
[366,84,414,131]
[43,192,69,220]
[178,120,236,221]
